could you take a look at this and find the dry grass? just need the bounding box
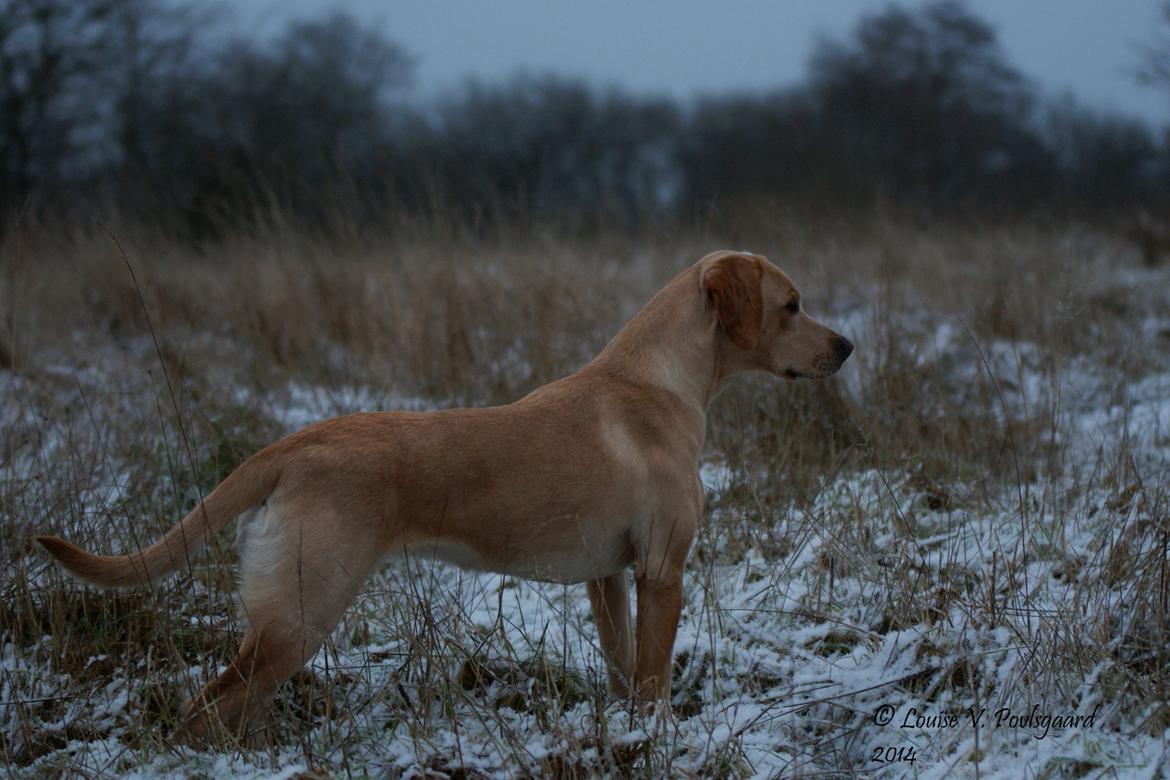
[1,215,1168,776]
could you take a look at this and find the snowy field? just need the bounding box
[3,232,1169,778]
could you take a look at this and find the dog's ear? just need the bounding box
[703,253,764,351]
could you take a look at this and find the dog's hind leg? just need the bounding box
[177,620,313,744]
[178,501,383,744]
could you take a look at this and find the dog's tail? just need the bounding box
[35,443,286,588]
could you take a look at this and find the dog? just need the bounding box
[36,249,853,741]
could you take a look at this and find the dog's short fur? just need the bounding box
[36,250,853,741]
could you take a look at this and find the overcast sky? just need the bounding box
[233,0,1168,127]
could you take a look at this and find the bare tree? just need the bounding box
[423,76,678,226]
[676,1,1055,215]
[0,0,204,232]
[0,0,113,223]
[1139,2,1170,96]
[111,1,213,173]
[808,0,1046,207]
[1045,95,1159,208]
[121,11,415,235]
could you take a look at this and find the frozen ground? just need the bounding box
[3,301,1170,778]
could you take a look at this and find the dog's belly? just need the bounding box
[398,521,634,585]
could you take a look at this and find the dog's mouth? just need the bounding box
[783,364,841,382]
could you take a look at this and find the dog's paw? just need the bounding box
[173,698,233,749]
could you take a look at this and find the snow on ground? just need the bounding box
[4,314,1170,777]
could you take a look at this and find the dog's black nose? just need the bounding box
[835,336,854,361]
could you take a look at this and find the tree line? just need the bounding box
[2,0,1167,241]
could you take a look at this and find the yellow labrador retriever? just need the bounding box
[36,250,852,740]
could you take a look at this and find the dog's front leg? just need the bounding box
[587,571,634,697]
[631,490,700,704]
[632,567,684,701]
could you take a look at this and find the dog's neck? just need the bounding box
[589,266,731,414]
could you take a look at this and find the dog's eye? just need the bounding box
[785,301,800,313]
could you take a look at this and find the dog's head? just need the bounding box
[700,250,853,381]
